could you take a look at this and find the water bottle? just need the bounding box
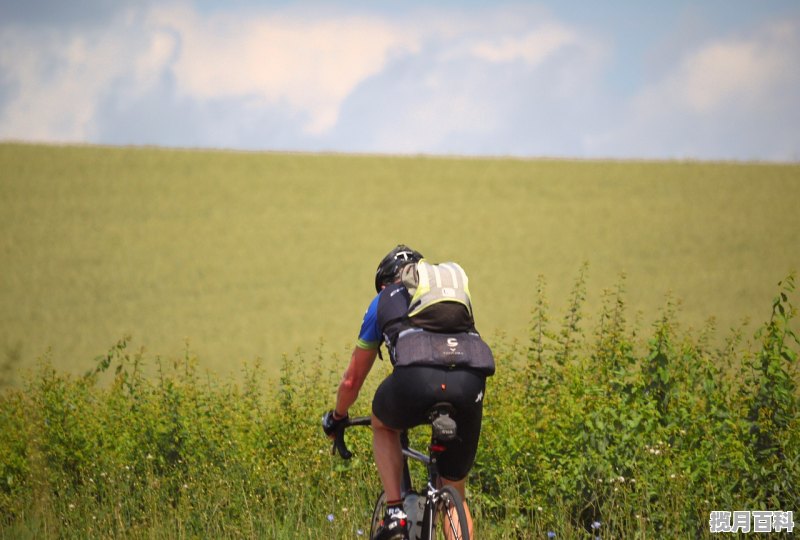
[403,492,425,540]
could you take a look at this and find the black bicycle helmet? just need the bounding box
[374,244,423,292]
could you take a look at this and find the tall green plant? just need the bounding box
[741,273,799,508]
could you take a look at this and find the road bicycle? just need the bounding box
[331,402,471,540]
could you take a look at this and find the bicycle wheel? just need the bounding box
[430,485,470,540]
[369,491,387,539]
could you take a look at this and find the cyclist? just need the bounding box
[323,245,492,540]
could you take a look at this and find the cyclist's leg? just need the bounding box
[372,366,444,501]
[436,368,485,539]
[371,412,404,502]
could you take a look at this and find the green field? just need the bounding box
[1,143,799,537]
[1,143,799,379]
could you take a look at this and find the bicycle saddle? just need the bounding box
[429,402,458,442]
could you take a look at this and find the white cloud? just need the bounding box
[0,26,128,141]
[1,3,796,160]
[145,5,420,134]
[669,24,794,115]
[587,22,800,160]
[470,23,578,66]
[2,4,592,145]
[0,3,423,140]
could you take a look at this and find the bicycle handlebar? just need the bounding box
[331,416,371,459]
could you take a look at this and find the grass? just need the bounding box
[0,142,799,537]
[1,143,799,381]
[0,272,797,538]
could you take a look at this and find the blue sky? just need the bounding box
[1,1,798,161]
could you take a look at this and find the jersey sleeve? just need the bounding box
[356,293,382,350]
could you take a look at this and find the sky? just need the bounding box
[1,0,799,161]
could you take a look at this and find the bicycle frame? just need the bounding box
[400,430,442,539]
[332,407,467,540]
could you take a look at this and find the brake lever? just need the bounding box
[332,426,353,459]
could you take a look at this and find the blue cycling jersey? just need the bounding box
[356,293,381,350]
[356,284,413,352]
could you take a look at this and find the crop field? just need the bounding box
[1,143,798,380]
[1,143,799,538]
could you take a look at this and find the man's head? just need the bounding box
[374,244,423,292]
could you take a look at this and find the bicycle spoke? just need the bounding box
[432,487,470,540]
[369,491,387,539]
[441,505,463,538]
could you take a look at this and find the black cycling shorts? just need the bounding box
[372,365,486,481]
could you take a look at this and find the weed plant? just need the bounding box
[0,274,798,538]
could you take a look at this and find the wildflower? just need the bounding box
[357,529,364,536]
[617,476,625,483]
[547,532,556,539]
[68,504,75,510]
[327,514,334,522]
[670,473,676,479]
[537,506,543,512]
[146,453,154,460]
[592,521,601,530]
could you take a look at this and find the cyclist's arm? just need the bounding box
[334,345,378,418]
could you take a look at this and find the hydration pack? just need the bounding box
[393,260,495,375]
[401,260,474,333]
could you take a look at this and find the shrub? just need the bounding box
[0,274,797,538]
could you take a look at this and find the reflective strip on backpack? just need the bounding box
[408,260,472,317]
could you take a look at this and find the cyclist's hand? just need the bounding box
[322,410,348,438]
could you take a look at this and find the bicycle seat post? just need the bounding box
[400,430,414,497]
[427,402,458,490]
